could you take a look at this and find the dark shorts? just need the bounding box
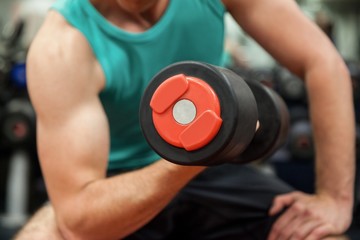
[121,164,293,240]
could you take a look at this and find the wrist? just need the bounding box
[160,159,206,175]
[316,175,354,205]
[316,189,354,210]
[314,154,355,209]
[317,190,354,228]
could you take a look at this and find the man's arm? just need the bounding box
[28,12,204,240]
[223,0,355,239]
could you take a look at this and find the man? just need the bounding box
[16,0,355,239]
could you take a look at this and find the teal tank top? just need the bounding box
[51,0,226,170]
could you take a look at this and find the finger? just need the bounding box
[268,204,299,240]
[289,219,322,240]
[274,203,317,240]
[269,192,299,216]
[304,224,334,240]
[275,214,304,240]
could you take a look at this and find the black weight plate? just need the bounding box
[289,105,309,123]
[289,120,314,161]
[140,61,258,166]
[2,113,31,145]
[209,67,259,165]
[275,68,306,103]
[1,98,36,148]
[233,80,289,163]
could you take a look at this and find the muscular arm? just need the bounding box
[28,12,204,240]
[223,0,355,236]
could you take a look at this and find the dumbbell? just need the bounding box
[288,120,314,161]
[140,61,289,166]
[289,105,309,123]
[275,67,306,103]
[253,68,276,89]
[0,98,36,149]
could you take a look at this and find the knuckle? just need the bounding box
[281,229,291,238]
[311,212,322,221]
[292,230,305,240]
[302,208,312,217]
[271,225,280,234]
[275,231,285,239]
[312,228,326,238]
[292,202,305,213]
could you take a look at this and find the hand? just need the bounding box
[267,191,352,240]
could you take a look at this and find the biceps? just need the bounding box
[37,98,109,203]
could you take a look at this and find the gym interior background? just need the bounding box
[0,0,359,239]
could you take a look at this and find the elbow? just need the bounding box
[57,218,85,240]
[331,54,351,79]
[332,56,352,88]
[57,225,81,240]
[56,207,95,240]
[304,50,351,83]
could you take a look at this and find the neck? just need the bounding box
[91,0,168,33]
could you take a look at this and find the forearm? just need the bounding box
[57,159,205,240]
[305,56,355,204]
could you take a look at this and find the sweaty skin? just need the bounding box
[19,0,355,239]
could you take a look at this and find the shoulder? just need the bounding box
[30,11,89,63]
[28,10,104,92]
[27,11,105,118]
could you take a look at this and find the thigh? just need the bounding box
[174,164,293,239]
[182,164,293,221]
[126,164,294,240]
